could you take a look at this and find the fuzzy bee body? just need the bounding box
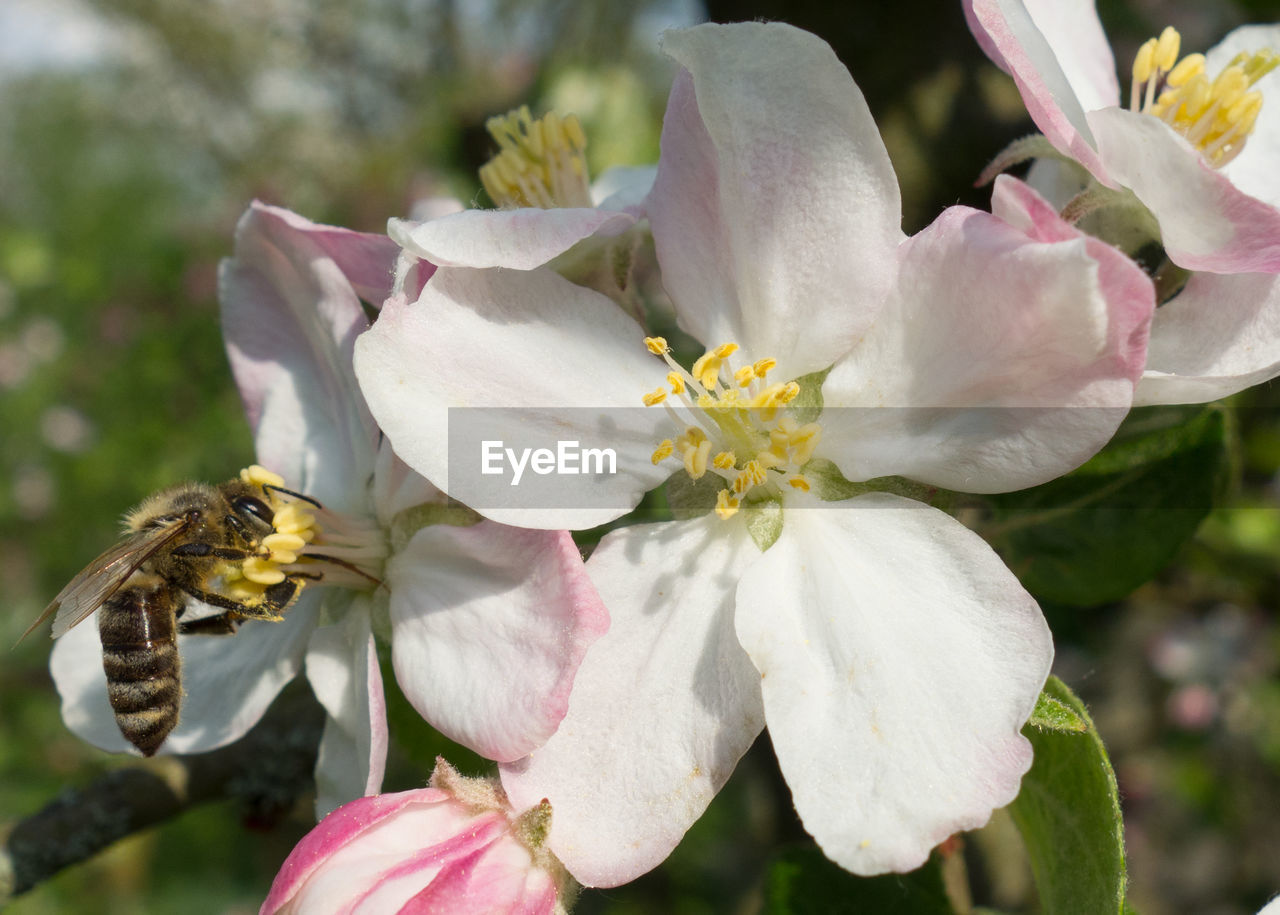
[25,473,316,756]
[98,576,183,756]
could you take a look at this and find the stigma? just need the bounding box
[1130,26,1278,167]
[478,105,592,209]
[226,465,386,602]
[641,338,822,520]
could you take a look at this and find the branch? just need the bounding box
[0,682,324,902]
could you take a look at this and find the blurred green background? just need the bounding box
[2,0,1279,912]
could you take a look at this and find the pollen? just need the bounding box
[1131,26,1278,167]
[640,338,825,520]
[478,105,593,209]
[643,387,668,407]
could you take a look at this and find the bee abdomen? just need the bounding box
[99,584,182,757]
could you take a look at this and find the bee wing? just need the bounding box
[18,520,193,644]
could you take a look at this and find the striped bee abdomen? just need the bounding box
[98,582,182,757]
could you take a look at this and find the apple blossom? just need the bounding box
[261,758,573,915]
[51,202,608,816]
[353,22,1154,881]
[965,1,1280,404]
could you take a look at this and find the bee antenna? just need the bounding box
[263,484,322,508]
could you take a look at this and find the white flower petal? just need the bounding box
[219,202,388,512]
[650,23,903,379]
[51,592,320,756]
[1087,107,1280,274]
[306,598,389,817]
[591,164,657,213]
[353,265,670,530]
[1136,271,1280,405]
[388,520,609,763]
[387,207,635,271]
[500,516,765,887]
[822,198,1149,492]
[734,496,1052,875]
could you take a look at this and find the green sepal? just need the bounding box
[388,500,483,554]
[804,458,950,509]
[744,493,784,552]
[789,368,830,424]
[664,469,721,519]
[1011,675,1127,915]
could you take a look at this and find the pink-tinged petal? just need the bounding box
[651,23,903,379]
[353,265,670,530]
[387,521,609,762]
[1087,106,1280,273]
[220,202,393,512]
[501,516,765,887]
[1136,271,1280,405]
[402,840,558,914]
[264,790,511,915]
[965,0,1112,182]
[306,599,389,816]
[822,199,1152,492]
[51,591,320,756]
[1206,25,1280,211]
[387,207,635,271]
[734,495,1052,875]
[262,790,434,911]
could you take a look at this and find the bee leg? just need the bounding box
[180,587,285,623]
[169,542,253,561]
[177,613,242,636]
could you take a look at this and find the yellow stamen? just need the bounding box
[1130,27,1277,166]
[715,490,740,520]
[639,341,826,522]
[242,556,286,585]
[676,427,711,480]
[643,387,668,407]
[644,336,669,355]
[713,451,736,469]
[241,464,285,489]
[478,105,592,209]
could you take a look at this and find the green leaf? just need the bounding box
[985,405,1231,605]
[1011,676,1126,915]
[764,845,955,915]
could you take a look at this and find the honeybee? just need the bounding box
[22,472,319,756]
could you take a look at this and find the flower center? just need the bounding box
[478,105,592,209]
[641,338,822,520]
[224,465,386,604]
[1130,26,1279,167]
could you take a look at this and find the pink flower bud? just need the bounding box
[262,760,572,915]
